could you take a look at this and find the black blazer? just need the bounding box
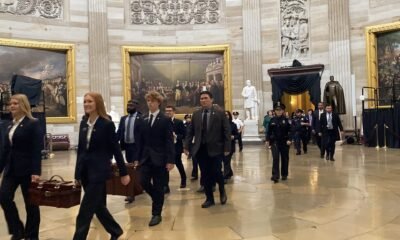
[319,112,344,140]
[138,112,175,167]
[117,112,143,152]
[0,117,42,177]
[172,118,185,154]
[75,117,127,183]
[184,106,231,157]
[312,110,324,133]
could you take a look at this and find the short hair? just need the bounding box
[184,114,192,120]
[128,99,139,104]
[145,91,164,104]
[199,91,213,99]
[84,92,110,120]
[165,105,176,111]
[325,104,332,107]
[10,94,34,120]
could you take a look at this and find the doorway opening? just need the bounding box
[281,91,314,116]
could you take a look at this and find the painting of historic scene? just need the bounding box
[130,52,224,114]
[0,46,68,117]
[280,0,309,60]
[377,30,400,105]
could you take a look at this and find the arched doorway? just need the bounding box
[282,91,315,115]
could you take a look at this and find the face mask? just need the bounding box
[127,108,136,114]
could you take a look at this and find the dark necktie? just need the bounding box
[149,114,154,127]
[201,109,208,144]
[125,114,133,143]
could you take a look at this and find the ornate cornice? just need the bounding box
[0,0,63,19]
[130,0,220,25]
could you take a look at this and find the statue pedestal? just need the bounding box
[242,120,263,142]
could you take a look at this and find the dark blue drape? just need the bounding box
[11,75,42,106]
[362,103,400,148]
[271,73,321,106]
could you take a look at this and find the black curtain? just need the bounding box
[271,73,321,106]
[11,74,42,106]
[362,103,400,148]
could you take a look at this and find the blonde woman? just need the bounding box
[0,94,42,240]
[73,92,130,240]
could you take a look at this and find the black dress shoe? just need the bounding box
[148,215,162,226]
[281,176,287,181]
[11,230,24,240]
[296,152,301,155]
[270,177,279,183]
[191,176,198,181]
[110,232,123,240]
[180,182,186,188]
[201,200,215,208]
[330,157,335,161]
[220,191,227,205]
[125,196,134,203]
[197,186,205,193]
[320,154,325,159]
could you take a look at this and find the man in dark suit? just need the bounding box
[312,102,325,158]
[184,91,231,208]
[319,104,344,161]
[117,99,143,203]
[165,106,187,190]
[135,91,174,227]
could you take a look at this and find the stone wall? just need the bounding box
[0,0,399,146]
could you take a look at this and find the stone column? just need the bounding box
[242,0,263,141]
[88,0,110,107]
[328,0,353,130]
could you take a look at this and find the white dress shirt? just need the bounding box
[149,109,160,126]
[9,116,25,144]
[86,116,99,149]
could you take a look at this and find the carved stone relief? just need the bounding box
[0,0,63,19]
[130,0,220,25]
[280,0,310,60]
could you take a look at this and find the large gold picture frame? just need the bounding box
[122,45,232,116]
[0,38,76,123]
[366,21,400,107]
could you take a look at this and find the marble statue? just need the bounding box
[241,80,258,120]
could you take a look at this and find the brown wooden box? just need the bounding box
[106,163,143,199]
[29,175,81,208]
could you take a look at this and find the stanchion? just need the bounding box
[383,124,388,149]
[375,124,379,149]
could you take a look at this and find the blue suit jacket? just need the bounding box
[75,117,127,183]
[0,117,42,177]
[116,112,143,155]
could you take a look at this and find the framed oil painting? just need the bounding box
[122,45,232,116]
[0,38,76,123]
[366,21,400,107]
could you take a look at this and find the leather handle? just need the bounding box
[49,175,65,182]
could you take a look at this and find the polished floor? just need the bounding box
[1,144,400,240]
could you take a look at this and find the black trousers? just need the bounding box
[0,175,40,238]
[192,155,199,178]
[140,163,167,216]
[323,130,337,158]
[294,132,308,153]
[73,180,122,240]
[237,134,243,150]
[316,134,325,156]
[165,152,187,188]
[223,152,234,178]
[124,143,137,163]
[271,142,290,179]
[196,144,225,202]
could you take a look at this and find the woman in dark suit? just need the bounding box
[0,94,42,240]
[223,111,239,181]
[73,92,130,240]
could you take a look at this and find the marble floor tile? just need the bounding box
[1,145,400,239]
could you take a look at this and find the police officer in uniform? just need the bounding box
[291,109,310,155]
[265,102,292,183]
